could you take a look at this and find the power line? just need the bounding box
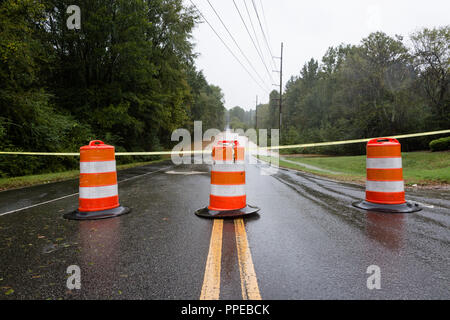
[259,0,272,48]
[251,0,277,70]
[188,0,269,94]
[205,0,271,91]
[232,0,274,84]
[242,0,266,72]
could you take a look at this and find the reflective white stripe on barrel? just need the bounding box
[210,184,246,197]
[366,180,404,193]
[366,158,402,169]
[212,164,245,172]
[80,160,116,174]
[214,160,235,165]
[79,185,118,199]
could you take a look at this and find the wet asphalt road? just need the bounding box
[0,158,449,300]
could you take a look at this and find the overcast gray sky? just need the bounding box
[187,0,449,111]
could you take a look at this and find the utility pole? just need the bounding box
[279,43,283,143]
[273,42,283,143]
[255,95,258,129]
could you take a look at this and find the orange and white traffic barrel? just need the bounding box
[64,140,130,220]
[353,138,421,213]
[195,140,260,218]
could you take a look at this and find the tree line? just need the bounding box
[0,0,226,177]
[246,27,449,155]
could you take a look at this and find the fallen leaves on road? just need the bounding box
[3,288,14,296]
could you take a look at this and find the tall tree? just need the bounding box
[411,26,450,128]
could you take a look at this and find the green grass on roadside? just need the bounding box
[259,151,450,186]
[0,159,166,191]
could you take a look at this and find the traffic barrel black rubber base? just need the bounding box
[64,206,131,220]
[352,200,421,213]
[195,204,260,219]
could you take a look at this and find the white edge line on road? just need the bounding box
[0,166,172,217]
[0,193,79,217]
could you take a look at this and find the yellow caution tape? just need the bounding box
[260,129,450,151]
[0,152,81,156]
[0,150,204,156]
[0,129,448,156]
[115,150,205,156]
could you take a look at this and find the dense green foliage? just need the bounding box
[429,137,450,151]
[1,0,448,177]
[227,106,255,130]
[0,0,225,177]
[254,28,449,155]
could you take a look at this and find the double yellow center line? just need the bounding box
[200,220,223,300]
[200,218,261,300]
